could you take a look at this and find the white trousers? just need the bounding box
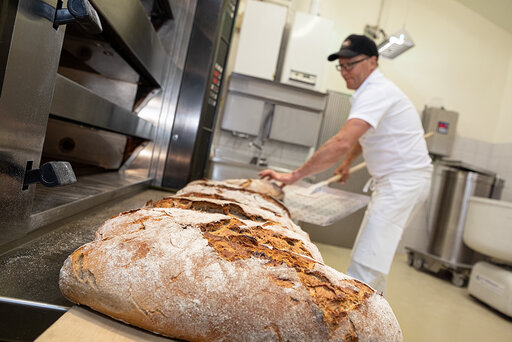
[347,167,432,294]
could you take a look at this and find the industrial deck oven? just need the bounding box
[0,0,238,340]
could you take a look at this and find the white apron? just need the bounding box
[351,167,432,274]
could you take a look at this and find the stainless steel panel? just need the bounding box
[0,0,17,95]
[29,170,151,232]
[89,0,168,86]
[162,0,230,189]
[220,94,266,135]
[269,105,322,146]
[228,72,327,112]
[146,0,198,187]
[0,0,67,245]
[208,160,261,181]
[51,74,154,140]
[61,36,140,83]
[58,66,138,110]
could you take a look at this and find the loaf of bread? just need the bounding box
[59,178,403,341]
[216,178,285,200]
[177,179,290,219]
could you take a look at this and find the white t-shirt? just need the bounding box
[348,69,431,178]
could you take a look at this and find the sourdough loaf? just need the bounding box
[177,179,290,219]
[214,178,284,200]
[59,178,403,341]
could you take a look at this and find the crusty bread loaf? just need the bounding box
[208,178,285,200]
[59,178,403,341]
[177,180,290,219]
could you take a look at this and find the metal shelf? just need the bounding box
[51,75,154,140]
[29,170,152,232]
[90,0,169,86]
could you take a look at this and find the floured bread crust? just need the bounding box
[197,178,285,200]
[151,195,307,239]
[177,181,290,219]
[94,207,324,263]
[59,178,403,341]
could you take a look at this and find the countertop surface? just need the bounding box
[0,188,172,306]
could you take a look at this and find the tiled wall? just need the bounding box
[215,130,311,169]
[450,136,512,201]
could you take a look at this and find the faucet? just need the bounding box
[249,104,274,166]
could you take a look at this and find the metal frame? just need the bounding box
[162,0,239,189]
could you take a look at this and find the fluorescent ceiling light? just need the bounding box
[378,29,414,59]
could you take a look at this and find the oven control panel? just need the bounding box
[208,63,223,107]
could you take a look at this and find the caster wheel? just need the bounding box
[407,252,414,266]
[413,256,424,270]
[451,273,467,287]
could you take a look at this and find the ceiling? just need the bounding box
[455,0,512,35]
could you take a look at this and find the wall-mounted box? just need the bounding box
[422,107,459,157]
[232,1,287,80]
[280,12,333,91]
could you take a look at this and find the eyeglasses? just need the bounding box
[335,57,369,71]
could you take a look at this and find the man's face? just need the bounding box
[337,55,377,90]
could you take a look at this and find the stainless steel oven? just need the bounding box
[0,0,238,339]
[0,0,238,245]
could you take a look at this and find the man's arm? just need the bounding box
[334,142,362,184]
[259,118,371,185]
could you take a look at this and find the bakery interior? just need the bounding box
[1,0,512,341]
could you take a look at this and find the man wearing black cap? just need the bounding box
[260,34,432,294]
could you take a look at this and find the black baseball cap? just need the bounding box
[327,34,379,61]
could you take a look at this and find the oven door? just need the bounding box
[0,0,67,244]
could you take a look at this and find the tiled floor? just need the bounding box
[315,242,512,342]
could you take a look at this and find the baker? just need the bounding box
[259,34,432,294]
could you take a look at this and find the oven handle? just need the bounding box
[36,0,103,35]
[23,161,77,190]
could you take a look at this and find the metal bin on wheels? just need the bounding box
[406,160,504,287]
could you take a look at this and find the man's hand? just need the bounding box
[258,169,299,186]
[334,162,351,184]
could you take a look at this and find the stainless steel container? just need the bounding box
[427,166,500,265]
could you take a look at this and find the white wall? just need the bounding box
[227,0,512,143]
[293,0,512,144]
[495,55,512,143]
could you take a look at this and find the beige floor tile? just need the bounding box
[315,242,512,342]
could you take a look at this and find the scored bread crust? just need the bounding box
[60,208,402,341]
[94,207,324,263]
[177,181,290,219]
[194,179,285,201]
[151,195,308,239]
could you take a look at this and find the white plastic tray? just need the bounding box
[283,181,370,226]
